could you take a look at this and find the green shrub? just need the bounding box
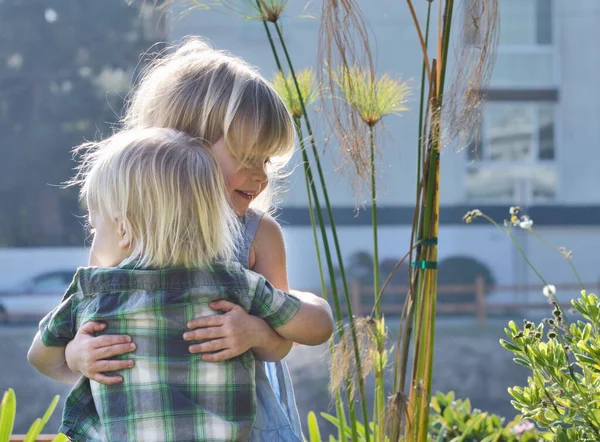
[501,290,600,441]
[429,391,539,442]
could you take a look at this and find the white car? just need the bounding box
[0,270,75,322]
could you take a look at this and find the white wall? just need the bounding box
[556,1,600,204]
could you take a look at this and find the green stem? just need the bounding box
[258,11,365,439]
[479,215,568,322]
[296,117,348,442]
[416,2,432,188]
[370,126,380,319]
[369,125,385,441]
[271,20,371,441]
[255,7,358,437]
[395,0,433,415]
[529,229,585,291]
[438,0,455,99]
[481,216,549,287]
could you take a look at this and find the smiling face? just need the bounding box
[212,138,269,216]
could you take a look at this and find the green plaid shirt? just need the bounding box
[39,263,301,442]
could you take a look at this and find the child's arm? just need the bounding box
[185,215,334,358]
[250,276,334,346]
[28,282,84,384]
[273,290,334,345]
[185,214,296,362]
[28,332,81,384]
[185,300,294,362]
[253,215,334,345]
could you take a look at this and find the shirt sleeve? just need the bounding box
[38,272,80,347]
[249,276,301,328]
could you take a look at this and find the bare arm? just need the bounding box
[28,332,81,384]
[274,290,334,345]
[185,214,293,362]
[247,214,295,359]
[255,215,333,345]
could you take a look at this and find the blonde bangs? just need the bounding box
[223,77,296,168]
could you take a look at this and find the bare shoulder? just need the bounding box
[250,213,289,291]
[254,213,285,245]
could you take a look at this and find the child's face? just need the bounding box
[212,138,268,216]
[88,209,130,267]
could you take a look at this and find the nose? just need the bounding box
[251,162,268,184]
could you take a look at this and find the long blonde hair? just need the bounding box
[70,128,240,269]
[122,38,296,212]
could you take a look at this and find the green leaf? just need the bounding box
[321,412,367,441]
[0,389,16,442]
[24,395,60,442]
[23,419,42,442]
[513,357,532,368]
[574,353,597,365]
[307,411,323,442]
[500,339,522,353]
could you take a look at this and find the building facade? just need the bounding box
[169,0,600,299]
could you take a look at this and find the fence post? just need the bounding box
[351,279,361,317]
[475,275,486,327]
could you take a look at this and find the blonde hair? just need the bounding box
[122,38,296,212]
[70,127,240,269]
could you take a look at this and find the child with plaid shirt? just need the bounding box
[28,128,333,441]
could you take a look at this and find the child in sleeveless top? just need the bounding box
[28,128,332,441]
[50,39,334,440]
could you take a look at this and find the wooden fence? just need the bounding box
[334,277,600,326]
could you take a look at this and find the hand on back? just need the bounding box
[65,321,135,385]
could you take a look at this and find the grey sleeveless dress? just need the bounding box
[237,209,304,442]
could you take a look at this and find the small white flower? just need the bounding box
[519,216,533,230]
[503,219,510,227]
[509,206,521,216]
[543,285,556,297]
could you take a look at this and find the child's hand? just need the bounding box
[65,321,136,385]
[184,300,262,362]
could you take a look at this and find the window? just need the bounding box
[464,0,558,204]
[491,0,556,88]
[466,103,557,204]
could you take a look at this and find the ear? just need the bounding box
[115,217,131,249]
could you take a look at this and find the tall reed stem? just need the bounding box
[295,117,348,442]
[270,20,371,441]
[370,126,380,318]
[255,6,369,439]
